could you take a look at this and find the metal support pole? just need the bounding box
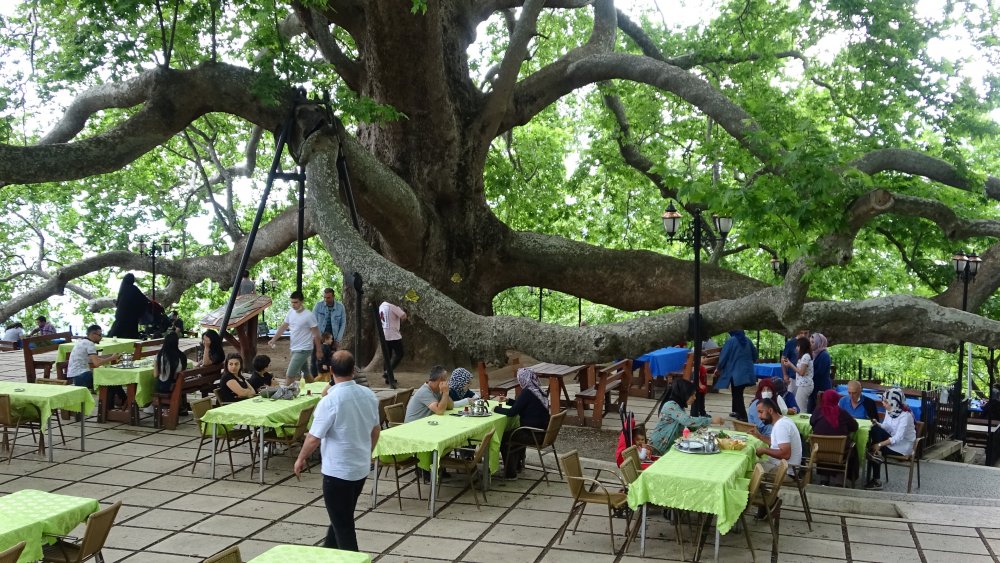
[150,252,157,303]
[538,290,543,322]
[296,166,305,293]
[692,209,702,387]
[955,274,970,440]
[577,297,582,326]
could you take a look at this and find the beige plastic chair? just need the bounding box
[41,501,122,563]
[693,464,760,562]
[883,420,924,493]
[262,405,316,469]
[620,445,642,473]
[440,427,496,509]
[0,541,25,563]
[785,442,819,530]
[751,460,788,562]
[811,434,852,488]
[732,419,758,434]
[505,409,567,483]
[556,450,633,553]
[384,403,406,427]
[189,397,256,479]
[32,378,68,445]
[202,545,242,563]
[0,394,44,463]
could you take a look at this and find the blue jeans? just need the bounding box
[70,371,94,389]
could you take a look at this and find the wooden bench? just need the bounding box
[575,359,631,428]
[477,357,521,399]
[133,338,165,359]
[0,340,18,352]
[21,332,74,383]
[152,363,222,430]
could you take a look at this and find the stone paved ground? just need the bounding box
[4,350,1000,562]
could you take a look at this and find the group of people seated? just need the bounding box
[399,365,549,481]
[643,374,917,491]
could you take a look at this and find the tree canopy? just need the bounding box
[2,0,1000,372]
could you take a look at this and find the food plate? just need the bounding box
[674,439,720,455]
[13,388,25,392]
[463,412,493,417]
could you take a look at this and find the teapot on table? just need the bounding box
[470,399,490,416]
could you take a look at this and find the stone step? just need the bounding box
[923,439,963,461]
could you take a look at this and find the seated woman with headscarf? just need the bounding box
[747,379,780,437]
[448,367,479,408]
[770,377,798,414]
[810,389,859,484]
[494,368,550,479]
[864,388,916,490]
[649,379,723,454]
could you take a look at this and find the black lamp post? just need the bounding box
[770,257,788,278]
[661,202,733,396]
[952,250,982,439]
[258,278,272,325]
[136,237,171,302]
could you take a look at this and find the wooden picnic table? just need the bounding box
[526,362,593,416]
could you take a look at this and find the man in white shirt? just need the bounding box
[67,324,122,396]
[752,397,802,473]
[269,291,323,383]
[378,301,406,384]
[295,351,379,552]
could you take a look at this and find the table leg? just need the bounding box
[47,420,53,462]
[97,386,108,424]
[640,504,647,556]
[80,401,85,452]
[548,377,561,416]
[259,426,265,485]
[714,516,720,563]
[430,450,439,518]
[371,457,380,509]
[210,423,217,479]
[481,442,490,493]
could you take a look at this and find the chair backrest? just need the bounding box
[541,410,568,447]
[470,428,496,465]
[597,359,632,390]
[732,420,757,433]
[763,460,788,507]
[77,501,122,561]
[798,442,820,487]
[203,545,242,563]
[33,378,68,386]
[213,388,225,405]
[747,463,765,501]
[619,456,641,486]
[384,403,405,426]
[0,540,25,563]
[377,395,395,427]
[133,338,164,359]
[810,434,849,465]
[621,445,641,471]
[292,406,316,440]
[394,387,414,406]
[913,420,925,457]
[0,395,14,426]
[191,397,213,436]
[558,449,585,499]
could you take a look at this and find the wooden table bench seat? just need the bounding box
[152,363,221,429]
[477,358,521,399]
[575,359,631,427]
[21,332,74,383]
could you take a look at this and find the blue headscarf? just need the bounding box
[729,330,750,345]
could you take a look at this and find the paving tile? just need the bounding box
[550,530,620,555]
[390,536,472,560]
[101,442,171,457]
[356,529,404,553]
[922,550,994,563]
[60,438,123,452]
[131,433,197,447]
[141,474,213,493]
[104,525,174,551]
[375,555,451,563]
[252,484,322,504]
[69,452,140,468]
[0,476,72,492]
[0,458,53,475]
[124,508,208,531]
[151,447,206,462]
[120,554,201,563]
[103,487,184,508]
[187,514,272,537]
[980,528,1000,539]
[234,539,282,560]
[50,481,128,501]
[912,523,980,537]
[89,468,161,487]
[252,521,329,545]
[32,462,105,481]
[461,540,543,562]
[482,523,558,547]
[147,532,238,558]
[281,505,330,525]
[160,493,243,513]
[197,479,266,498]
[117,457,191,474]
[413,516,491,538]
[917,532,988,554]
[770,533,846,559]
[434,503,506,523]
[499,508,567,529]
[846,516,911,530]
[220,499,301,520]
[848,525,915,548]
[851,542,920,562]
[99,548,135,563]
[356,511,426,533]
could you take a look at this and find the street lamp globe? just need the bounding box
[712,214,734,237]
[662,203,682,239]
[952,251,968,275]
[967,252,982,277]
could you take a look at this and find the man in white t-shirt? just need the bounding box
[269,290,322,383]
[67,324,122,391]
[378,301,406,384]
[295,351,379,552]
[752,397,802,474]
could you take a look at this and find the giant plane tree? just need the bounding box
[2,0,1000,365]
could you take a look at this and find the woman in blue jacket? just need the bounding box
[715,330,757,421]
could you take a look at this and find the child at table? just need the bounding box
[315,332,335,383]
[634,428,653,463]
[248,354,274,392]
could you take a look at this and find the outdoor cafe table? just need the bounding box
[201,393,321,484]
[0,381,93,462]
[0,489,99,563]
[526,362,591,416]
[634,347,690,378]
[789,412,873,482]
[92,358,175,424]
[754,362,783,379]
[371,402,510,517]
[248,545,371,562]
[627,430,765,559]
[56,337,138,363]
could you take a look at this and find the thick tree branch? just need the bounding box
[875,227,943,292]
[0,63,291,185]
[850,148,1000,201]
[293,5,364,92]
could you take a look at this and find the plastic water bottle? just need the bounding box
[682,428,690,439]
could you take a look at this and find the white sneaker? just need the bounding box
[142,405,155,414]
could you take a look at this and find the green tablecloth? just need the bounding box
[56,337,139,363]
[0,381,95,431]
[626,432,764,535]
[248,545,371,562]
[0,489,100,563]
[93,361,156,408]
[201,394,322,431]
[373,402,510,474]
[789,413,872,467]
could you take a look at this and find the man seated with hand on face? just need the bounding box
[403,365,454,482]
[751,398,802,474]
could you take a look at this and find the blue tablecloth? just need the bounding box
[635,347,690,378]
[754,363,783,379]
[834,385,927,421]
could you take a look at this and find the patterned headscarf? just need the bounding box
[770,377,788,397]
[449,367,474,394]
[810,333,828,356]
[517,368,549,408]
[885,387,907,418]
